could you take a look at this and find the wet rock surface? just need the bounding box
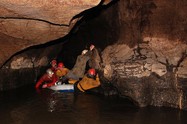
[99,0,187,109]
[0,0,103,66]
[101,39,187,109]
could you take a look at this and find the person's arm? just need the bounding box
[43,75,57,88]
[96,74,100,82]
[90,44,95,51]
[85,44,95,56]
[93,74,100,87]
[65,68,70,74]
[66,68,70,72]
[47,75,57,87]
[35,76,44,89]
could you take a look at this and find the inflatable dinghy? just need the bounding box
[49,84,74,92]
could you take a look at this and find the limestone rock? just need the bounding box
[0,0,102,67]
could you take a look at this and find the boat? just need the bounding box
[49,84,74,92]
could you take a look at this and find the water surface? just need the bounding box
[0,85,186,124]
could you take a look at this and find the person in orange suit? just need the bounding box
[55,62,69,84]
[74,68,101,92]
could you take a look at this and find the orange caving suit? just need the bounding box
[56,67,69,78]
[77,74,100,92]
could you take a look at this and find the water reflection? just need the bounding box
[44,91,74,112]
[0,86,187,124]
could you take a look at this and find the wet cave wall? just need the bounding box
[0,0,187,110]
[61,0,187,109]
[0,40,65,90]
[101,0,187,109]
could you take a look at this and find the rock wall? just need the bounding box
[0,40,63,90]
[101,0,187,109]
[0,0,102,67]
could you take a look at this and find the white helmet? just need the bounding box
[82,50,88,55]
[46,69,54,75]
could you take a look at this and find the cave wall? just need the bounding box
[0,0,103,67]
[0,39,65,90]
[101,0,187,109]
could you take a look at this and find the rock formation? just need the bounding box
[100,0,187,109]
[0,0,104,67]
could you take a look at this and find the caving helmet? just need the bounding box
[46,69,54,76]
[88,68,96,76]
[58,62,64,68]
[50,59,57,66]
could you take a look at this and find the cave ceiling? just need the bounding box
[0,0,111,67]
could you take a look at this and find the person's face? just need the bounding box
[48,73,53,77]
[52,63,57,67]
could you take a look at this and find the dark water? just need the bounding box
[0,85,187,124]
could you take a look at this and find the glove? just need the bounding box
[90,44,95,51]
[42,84,48,88]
